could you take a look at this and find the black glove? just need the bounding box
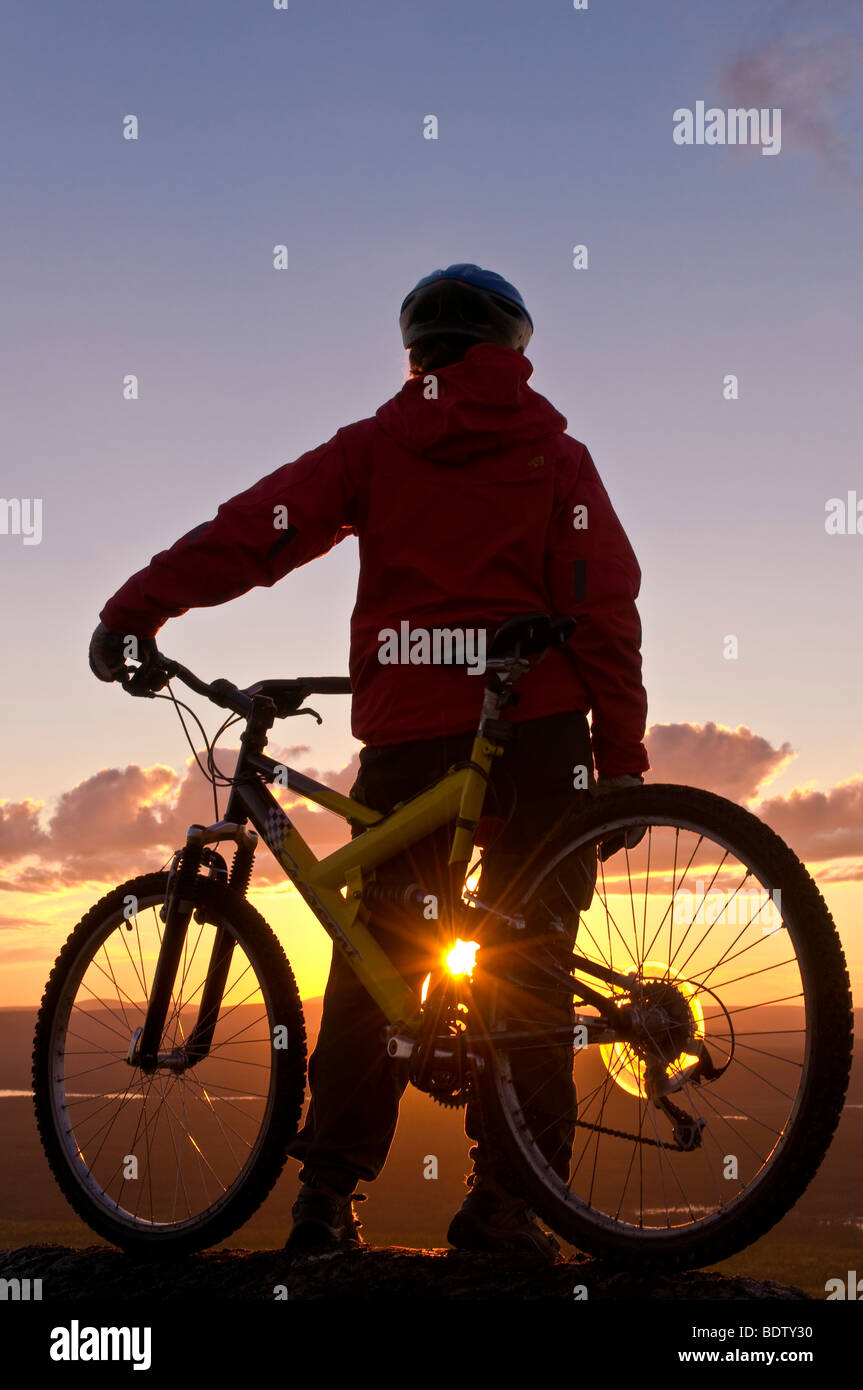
[594,773,647,861]
[89,623,158,687]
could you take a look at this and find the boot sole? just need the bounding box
[284,1223,366,1256]
[447,1211,560,1263]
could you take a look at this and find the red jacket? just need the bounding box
[100,343,649,777]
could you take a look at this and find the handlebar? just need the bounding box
[121,651,350,720]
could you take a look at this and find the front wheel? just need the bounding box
[478,783,853,1270]
[32,872,306,1255]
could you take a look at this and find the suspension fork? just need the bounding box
[133,693,273,1072]
[133,821,259,1071]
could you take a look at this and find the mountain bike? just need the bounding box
[32,614,853,1268]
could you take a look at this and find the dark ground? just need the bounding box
[0,1243,809,1300]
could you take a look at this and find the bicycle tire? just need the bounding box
[477,783,853,1270]
[33,872,306,1256]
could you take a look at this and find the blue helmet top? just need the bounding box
[402,263,533,328]
[399,262,533,352]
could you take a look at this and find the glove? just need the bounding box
[89,623,157,685]
[594,774,646,860]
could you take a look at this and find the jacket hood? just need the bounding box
[375,342,567,464]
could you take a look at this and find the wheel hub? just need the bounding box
[601,965,704,1100]
[631,981,696,1063]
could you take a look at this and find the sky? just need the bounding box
[1,0,862,1005]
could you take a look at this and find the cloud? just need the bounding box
[0,799,50,862]
[643,723,862,869]
[718,27,863,182]
[1,722,861,892]
[48,765,181,854]
[644,721,795,802]
[811,859,863,883]
[0,745,361,891]
[754,777,863,862]
[0,876,48,894]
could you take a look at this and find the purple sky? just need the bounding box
[2,0,862,1000]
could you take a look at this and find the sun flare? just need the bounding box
[445,939,480,978]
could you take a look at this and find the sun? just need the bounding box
[445,939,479,978]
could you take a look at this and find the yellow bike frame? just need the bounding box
[231,732,505,1032]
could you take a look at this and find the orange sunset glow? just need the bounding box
[3,719,860,1008]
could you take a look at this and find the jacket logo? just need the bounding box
[527,455,545,469]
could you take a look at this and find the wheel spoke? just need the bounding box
[35,877,302,1249]
[485,788,851,1262]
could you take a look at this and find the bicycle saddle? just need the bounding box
[489,613,576,659]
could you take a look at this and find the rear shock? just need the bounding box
[362,880,426,911]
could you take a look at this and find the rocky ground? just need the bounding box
[0,1244,809,1300]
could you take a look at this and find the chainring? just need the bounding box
[427,1076,472,1109]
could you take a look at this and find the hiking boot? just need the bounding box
[446,1174,562,1263]
[284,1175,368,1256]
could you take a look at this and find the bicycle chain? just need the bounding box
[573,1118,684,1151]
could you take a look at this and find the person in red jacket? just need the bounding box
[90,263,649,1261]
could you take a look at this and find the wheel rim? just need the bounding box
[483,802,820,1242]
[47,887,282,1238]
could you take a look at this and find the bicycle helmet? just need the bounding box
[399,263,533,353]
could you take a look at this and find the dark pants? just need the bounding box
[287,710,596,1193]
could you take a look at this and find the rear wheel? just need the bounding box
[33,872,306,1255]
[478,784,853,1269]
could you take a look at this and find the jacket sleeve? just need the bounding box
[100,430,359,637]
[548,444,649,779]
